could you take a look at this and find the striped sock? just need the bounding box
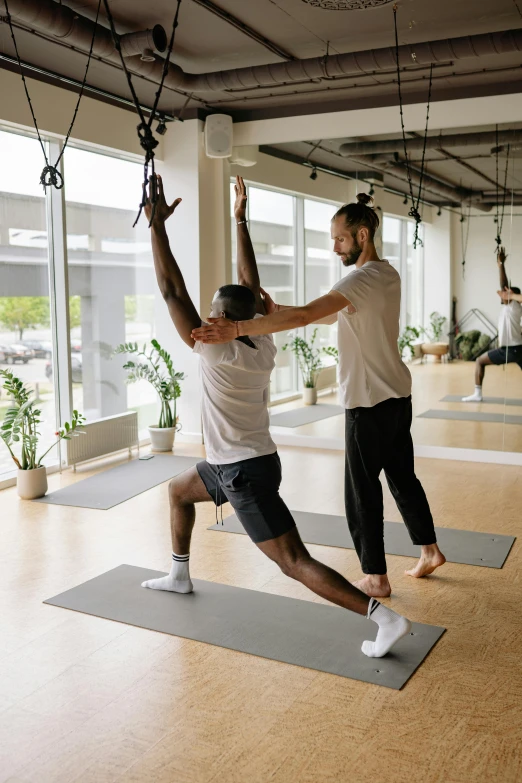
[141,552,193,594]
[361,598,412,658]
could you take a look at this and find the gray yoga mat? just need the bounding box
[34,455,200,510]
[418,409,522,425]
[209,511,515,568]
[442,395,522,407]
[44,564,445,690]
[270,403,344,428]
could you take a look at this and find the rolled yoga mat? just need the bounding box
[417,409,522,425]
[441,395,522,407]
[270,404,344,428]
[44,564,445,690]
[209,511,515,569]
[34,455,201,510]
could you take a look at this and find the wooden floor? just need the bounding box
[1,443,521,782]
[273,360,522,453]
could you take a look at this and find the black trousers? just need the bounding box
[344,396,436,575]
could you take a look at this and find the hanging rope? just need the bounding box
[393,4,433,249]
[493,125,510,254]
[460,200,471,279]
[102,0,182,226]
[3,0,102,190]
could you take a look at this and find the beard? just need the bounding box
[341,239,362,267]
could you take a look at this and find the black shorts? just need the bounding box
[196,452,296,544]
[487,345,522,368]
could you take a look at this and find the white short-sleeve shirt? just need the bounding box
[193,316,277,465]
[498,300,522,348]
[331,260,412,410]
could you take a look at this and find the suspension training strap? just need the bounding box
[393,3,433,250]
[102,0,182,226]
[4,0,102,189]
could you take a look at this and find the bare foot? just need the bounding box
[405,544,446,578]
[353,574,391,598]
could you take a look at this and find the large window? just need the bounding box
[0,130,57,478]
[63,147,160,433]
[231,181,340,399]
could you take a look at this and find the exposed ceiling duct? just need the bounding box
[341,153,492,211]
[300,0,394,7]
[2,0,522,94]
[340,129,522,156]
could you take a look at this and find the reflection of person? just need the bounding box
[462,247,522,402]
[193,193,446,598]
[142,175,412,659]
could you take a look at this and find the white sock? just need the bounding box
[141,553,193,593]
[361,598,412,658]
[462,385,482,402]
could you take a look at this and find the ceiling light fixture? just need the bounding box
[310,167,318,180]
[437,207,442,216]
[156,115,168,135]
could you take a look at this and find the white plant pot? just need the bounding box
[303,387,318,406]
[149,425,176,452]
[17,466,48,500]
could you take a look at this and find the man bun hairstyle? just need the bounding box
[216,284,256,321]
[333,192,380,239]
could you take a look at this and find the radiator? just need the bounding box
[316,364,338,391]
[66,411,139,467]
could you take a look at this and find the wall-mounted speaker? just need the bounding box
[204,114,233,158]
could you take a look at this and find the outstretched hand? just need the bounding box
[191,318,238,344]
[497,246,507,266]
[260,287,279,315]
[233,175,247,222]
[145,174,181,226]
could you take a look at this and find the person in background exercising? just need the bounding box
[462,247,522,401]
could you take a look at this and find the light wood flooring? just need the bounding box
[1,443,521,782]
[272,359,522,453]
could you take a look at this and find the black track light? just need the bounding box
[437,207,442,216]
[403,196,408,205]
[369,185,375,196]
[310,167,318,181]
[156,115,168,136]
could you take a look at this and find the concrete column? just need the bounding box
[155,119,231,440]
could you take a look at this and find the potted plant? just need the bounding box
[283,328,338,406]
[420,311,449,362]
[0,369,85,499]
[115,338,184,452]
[398,325,422,361]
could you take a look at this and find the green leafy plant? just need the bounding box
[115,339,184,429]
[0,369,85,470]
[398,326,422,360]
[421,311,447,343]
[455,330,491,361]
[283,329,339,389]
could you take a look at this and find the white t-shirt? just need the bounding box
[193,317,277,465]
[498,300,522,347]
[331,260,412,410]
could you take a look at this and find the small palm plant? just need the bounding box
[283,328,339,389]
[115,339,184,429]
[0,369,85,470]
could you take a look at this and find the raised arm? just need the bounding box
[233,176,265,314]
[147,175,201,348]
[192,290,347,343]
[498,246,509,293]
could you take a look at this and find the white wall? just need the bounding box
[452,211,522,329]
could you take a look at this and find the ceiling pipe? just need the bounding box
[2,0,522,94]
[343,153,491,211]
[340,129,522,156]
